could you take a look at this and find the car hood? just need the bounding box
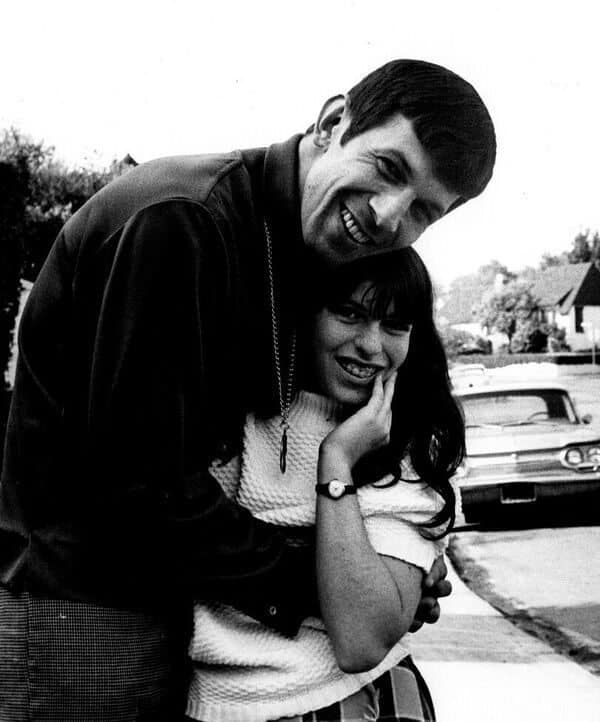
[466,423,600,456]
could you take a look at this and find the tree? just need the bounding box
[568,230,593,263]
[438,260,516,325]
[0,128,127,283]
[539,229,600,270]
[539,251,568,269]
[475,280,544,353]
[592,232,600,262]
[0,127,127,389]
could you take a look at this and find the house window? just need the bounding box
[575,306,583,333]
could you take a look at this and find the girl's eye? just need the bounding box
[384,319,412,334]
[329,303,362,322]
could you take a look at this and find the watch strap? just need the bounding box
[315,479,357,499]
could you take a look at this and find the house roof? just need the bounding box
[530,262,600,312]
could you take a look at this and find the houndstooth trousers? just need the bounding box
[0,584,191,721]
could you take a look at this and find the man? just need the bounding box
[0,59,495,720]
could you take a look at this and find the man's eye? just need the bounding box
[411,202,431,226]
[377,157,404,182]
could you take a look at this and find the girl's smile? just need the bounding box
[311,280,412,406]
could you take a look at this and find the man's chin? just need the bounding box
[308,238,365,270]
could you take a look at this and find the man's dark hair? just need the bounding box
[342,59,496,206]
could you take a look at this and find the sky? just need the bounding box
[2,0,600,289]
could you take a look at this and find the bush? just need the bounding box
[510,322,548,353]
[0,161,28,393]
[440,327,492,359]
[547,324,570,352]
[440,328,476,358]
[0,128,129,389]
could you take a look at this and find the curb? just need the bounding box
[448,534,600,676]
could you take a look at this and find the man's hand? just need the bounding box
[409,555,452,633]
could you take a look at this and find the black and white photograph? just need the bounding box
[0,2,599,720]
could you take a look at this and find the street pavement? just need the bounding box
[409,560,600,721]
[451,526,600,653]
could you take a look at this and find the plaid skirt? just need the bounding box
[0,584,191,721]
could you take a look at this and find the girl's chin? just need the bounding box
[335,387,371,408]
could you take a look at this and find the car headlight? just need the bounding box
[565,448,584,465]
[588,446,600,464]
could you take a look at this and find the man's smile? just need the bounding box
[340,206,374,246]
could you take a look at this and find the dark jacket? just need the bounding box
[0,135,314,635]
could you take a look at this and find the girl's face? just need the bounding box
[311,280,412,407]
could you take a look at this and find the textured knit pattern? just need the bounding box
[187,392,447,722]
[262,656,436,722]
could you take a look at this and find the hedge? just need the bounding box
[452,352,600,369]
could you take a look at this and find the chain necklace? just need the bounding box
[264,219,296,473]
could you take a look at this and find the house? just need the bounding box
[531,262,600,350]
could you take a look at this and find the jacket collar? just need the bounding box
[263,135,306,318]
[243,134,306,323]
[262,133,304,268]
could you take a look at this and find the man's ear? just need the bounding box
[313,94,346,149]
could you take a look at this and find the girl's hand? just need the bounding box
[320,371,397,469]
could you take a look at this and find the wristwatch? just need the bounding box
[315,479,357,500]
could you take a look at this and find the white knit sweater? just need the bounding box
[187,391,447,722]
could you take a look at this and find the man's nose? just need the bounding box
[369,188,415,245]
[355,323,383,355]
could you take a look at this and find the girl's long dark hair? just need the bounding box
[299,249,465,539]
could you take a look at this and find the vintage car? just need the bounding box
[452,377,600,523]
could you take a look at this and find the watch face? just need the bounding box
[328,480,346,498]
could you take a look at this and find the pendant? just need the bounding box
[280,425,288,474]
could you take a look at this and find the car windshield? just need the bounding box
[460,389,578,428]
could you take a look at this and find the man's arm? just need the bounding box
[409,555,452,632]
[14,197,316,636]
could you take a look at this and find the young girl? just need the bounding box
[186,249,464,722]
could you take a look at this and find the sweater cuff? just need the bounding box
[363,516,439,573]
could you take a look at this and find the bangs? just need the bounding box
[318,250,433,324]
[357,274,427,324]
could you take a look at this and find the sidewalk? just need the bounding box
[409,561,600,721]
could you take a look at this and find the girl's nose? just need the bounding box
[355,323,383,355]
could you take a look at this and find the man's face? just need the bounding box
[301,112,460,267]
